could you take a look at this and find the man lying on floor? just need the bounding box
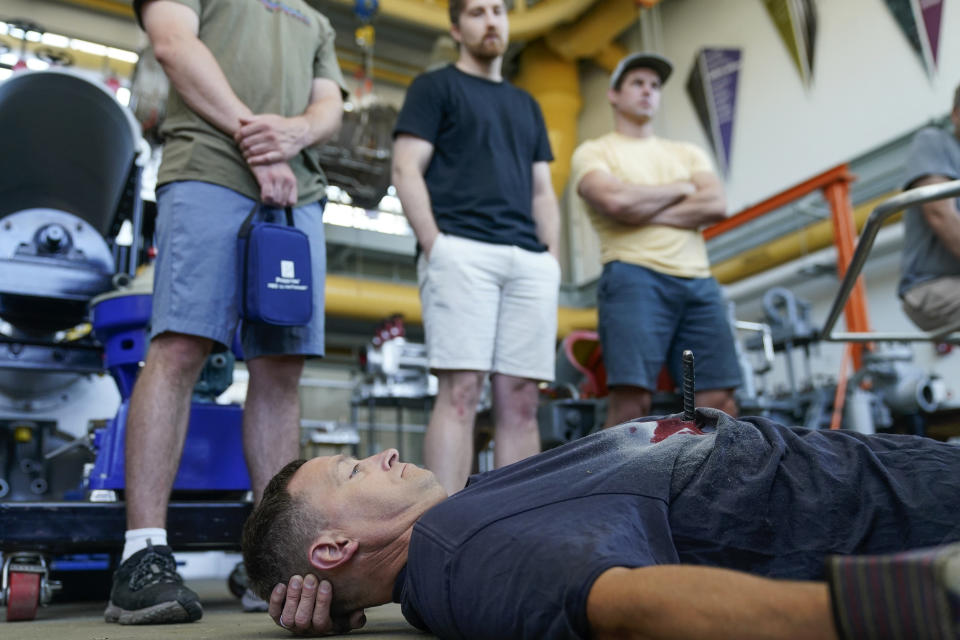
[242,409,960,639]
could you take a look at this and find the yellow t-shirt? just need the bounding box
[570,132,715,279]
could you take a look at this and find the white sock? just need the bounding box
[122,528,168,563]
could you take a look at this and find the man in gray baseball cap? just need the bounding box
[609,51,673,89]
[570,51,742,427]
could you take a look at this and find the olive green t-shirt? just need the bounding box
[135,0,346,205]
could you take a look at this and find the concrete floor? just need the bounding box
[5,579,433,640]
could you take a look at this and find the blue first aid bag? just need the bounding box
[237,202,313,326]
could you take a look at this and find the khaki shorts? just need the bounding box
[417,233,560,382]
[901,276,960,331]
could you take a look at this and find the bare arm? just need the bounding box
[531,161,560,259]
[577,169,695,226]
[913,175,960,261]
[141,0,252,135]
[236,78,344,166]
[587,566,839,640]
[392,134,441,256]
[649,171,727,229]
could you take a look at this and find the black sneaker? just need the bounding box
[228,561,268,612]
[104,543,203,624]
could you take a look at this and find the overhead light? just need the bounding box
[71,38,107,57]
[107,47,138,63]
[41,33,70,48]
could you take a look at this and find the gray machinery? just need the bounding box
[736,287,943,433]
[0,69,146,503]
[352,317,435,458]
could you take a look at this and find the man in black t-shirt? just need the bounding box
[243,409,960,639]
[391,0,562,497]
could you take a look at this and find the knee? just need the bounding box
[148,333,212,376]
[495,380,539,422]
[248,355,305,388]
[438,373,485,413]
[607,388,651,424]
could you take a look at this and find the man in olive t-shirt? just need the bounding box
[104,0,346,626]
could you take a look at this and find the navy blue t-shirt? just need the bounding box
[393,65,553,252]
[392,409,960,640]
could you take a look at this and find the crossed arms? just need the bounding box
[577,169,727,230]
[141,0,343,206]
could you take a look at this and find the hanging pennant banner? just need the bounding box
[762,0,817,85]
[883,0,943,72]
[687,48,742,177]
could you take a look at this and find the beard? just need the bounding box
[465,33,506,60]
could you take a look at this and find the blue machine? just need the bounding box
[87,293,250,493]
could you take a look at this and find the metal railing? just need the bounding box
[821,179,960,344]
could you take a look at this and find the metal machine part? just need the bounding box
[316,102,398,209]
[0,209,116,331]
[853,343,945,415]
[356,336,436,401]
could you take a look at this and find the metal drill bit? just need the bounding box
[682,350,695,422]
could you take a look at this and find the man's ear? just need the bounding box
[308,534,358,571]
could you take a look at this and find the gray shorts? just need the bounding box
[151,180,326,359]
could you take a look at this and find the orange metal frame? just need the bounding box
[704,164,872,369]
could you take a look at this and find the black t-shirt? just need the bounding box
[392,410,960,640]
[393,65,553,252]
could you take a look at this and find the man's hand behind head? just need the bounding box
[270,574,366,636]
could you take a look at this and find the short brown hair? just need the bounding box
[242,460,326,601]
[449,0,466,25]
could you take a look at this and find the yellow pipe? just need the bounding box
[544,0,637,61]
[325,190,904,335]
[326,274,597,337]
[711,191,901,284]
[514,41,581,200]
[337,55,414,87]
[51,0,134,18]
[591,41,630,73]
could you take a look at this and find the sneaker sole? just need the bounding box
[104,599,203,624]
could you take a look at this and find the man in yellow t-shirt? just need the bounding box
[570,52,742,427]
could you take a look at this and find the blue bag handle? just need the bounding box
[237,202,295,239]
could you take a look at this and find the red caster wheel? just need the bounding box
[6,571,41,621]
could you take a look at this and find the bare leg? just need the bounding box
[243,355,304,505]
[604,386,652,428]
[695,388,738,417]
[491,374,540,468]
[125,333,212,530]
[588,566,838,640]
[423,370,485,495]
